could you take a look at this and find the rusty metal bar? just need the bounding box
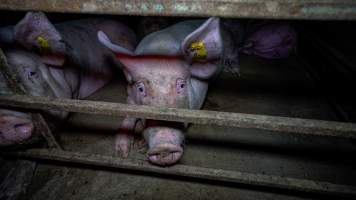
[3,148,356,198]
[0,0,356,20]
[1,94,356,138]
[0,49,61,149]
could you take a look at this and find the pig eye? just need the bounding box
[176,79,186,94]
[136,82,146,96]
[28,71,38,80]
[25,68,39,80]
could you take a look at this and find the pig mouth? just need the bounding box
[147,143,183,166]
[143,120,185,166]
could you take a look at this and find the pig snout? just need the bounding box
[143,121,184,165]
[0,115,34,145]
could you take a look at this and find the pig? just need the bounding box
[98,17,240,165]
[239,22,297,59]
[0,12,137,146]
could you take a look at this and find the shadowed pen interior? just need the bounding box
[1,1,356,200]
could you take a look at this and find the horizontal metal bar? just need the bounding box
[0,0,356,20]
[1,94,356,138]
[3,149,356,198]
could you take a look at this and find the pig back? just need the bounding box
[56,19,137,73]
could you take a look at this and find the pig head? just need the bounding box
[0,12,137,146]
[0,48,67,146]
[99,17,229,165]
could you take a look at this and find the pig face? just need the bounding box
[0,49,50,146]
[99,17,225,165]
[4,49,54,97]
[120,56,192,165]
[121,56,190,108]
[0,12,68,147]
[0,49,72,146]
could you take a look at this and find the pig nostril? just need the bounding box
[14,123,25,128]
[147,144,183,165]
[14,123,28,129]
[14,123,33,136]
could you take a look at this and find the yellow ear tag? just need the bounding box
[190,41,207,62]
[36,36,50,52]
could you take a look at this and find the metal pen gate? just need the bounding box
[1,0,356,199]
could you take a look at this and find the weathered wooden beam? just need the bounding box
[0,0,356,20]
[1,94,356,138]
[3,148,356,198]
[0,49,61,149]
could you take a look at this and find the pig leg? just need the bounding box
[115,96,137,157]
[115,117,137,157]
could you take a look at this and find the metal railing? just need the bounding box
[1,48,356,198]
[1,0,356,20]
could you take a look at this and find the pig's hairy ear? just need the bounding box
[108,55,134,83]
[98,31,134,55]
[14,12,66,66]
[190,62,218,80]
[181,17,223,63]
[98,30,135,83]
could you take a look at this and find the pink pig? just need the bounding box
[99,17,239,165]
[240,22,297,59]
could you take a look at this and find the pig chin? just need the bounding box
[143,121,184,166]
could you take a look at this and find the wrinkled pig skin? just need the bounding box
[240,22,297,59]
[0,12,137,146]
[99,17,241,165]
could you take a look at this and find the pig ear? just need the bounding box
[189,62,218,79]
[181,17,222,79]
[98,30,136,83]
[182,17,223,63]
[14,12,66,66]
[98,31,134,56]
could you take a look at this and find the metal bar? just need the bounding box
[0,49,61,149]
[0,0,356,20]
[1,94,356,138]
[3,148,356,198]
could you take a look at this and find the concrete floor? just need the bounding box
[2,55,356,200]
